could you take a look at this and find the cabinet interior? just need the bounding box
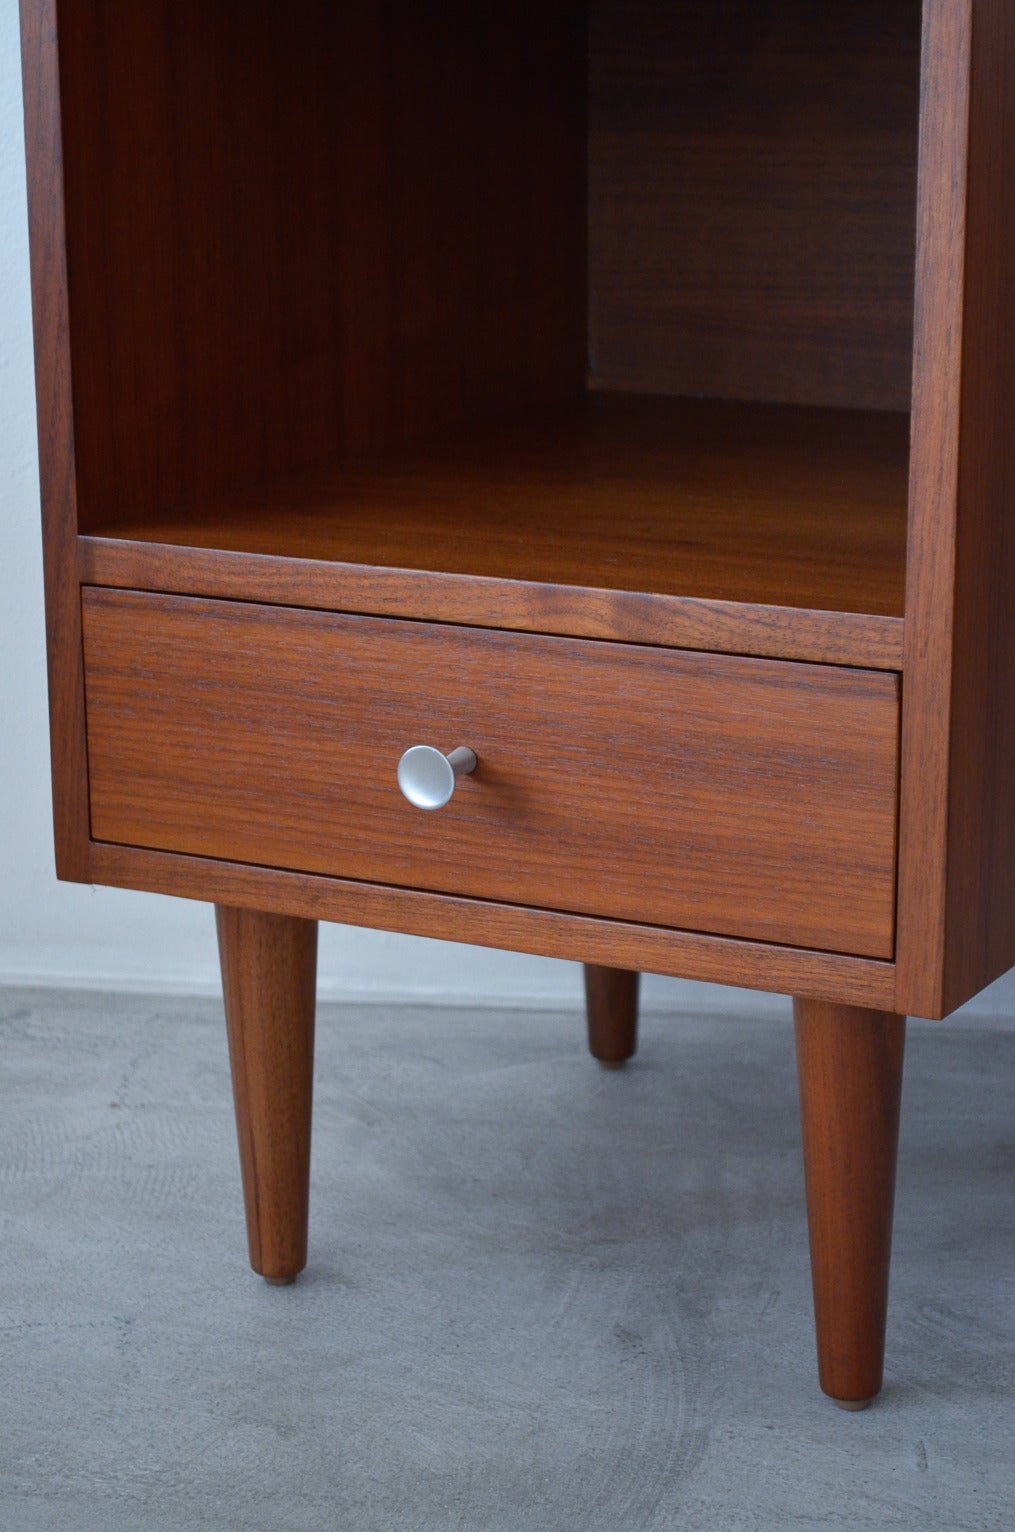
[59,0,921,625]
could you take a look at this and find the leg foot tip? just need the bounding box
[262,1274,298,1287]
[832,1396,875,1412]
[596,1058,629,1070]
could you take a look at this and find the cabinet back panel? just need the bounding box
[56,0,921,529]
[590,0,922,410]
[56,0,586,528]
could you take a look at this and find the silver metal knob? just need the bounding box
[397,745,477,810]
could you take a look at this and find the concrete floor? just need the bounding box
[1,986,1013,1531]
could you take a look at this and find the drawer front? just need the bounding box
[82,589,899,957]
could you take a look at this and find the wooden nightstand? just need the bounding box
[20,0,1014,1408]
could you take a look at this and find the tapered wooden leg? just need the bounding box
[216,906,318,1284]
[584,964,639,1068]
[793,998,906,1408]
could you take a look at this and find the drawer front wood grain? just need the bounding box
[82,589,900,957]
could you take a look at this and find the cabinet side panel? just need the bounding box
[19,0,90,880]
[941,0,1015,1012]
[895,0,970,1016]
[897,0,1015,1018]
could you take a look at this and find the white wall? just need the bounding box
[2,10,1012,1022]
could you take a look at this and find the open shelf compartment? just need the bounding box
[59,0,922,663]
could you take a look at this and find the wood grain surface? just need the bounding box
[82,590,901,958]
[89,842,899,1011]
[794,999,906,1405]
[216,906,318,1282]
[79,537,904,672]
[80,394,909,646]
[55,0,585,530]
[584,965,639,1068]
[896,0,1015,1018]
[19,0,90,880]
[590,0,921,410]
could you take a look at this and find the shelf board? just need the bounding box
[80,395,908,668]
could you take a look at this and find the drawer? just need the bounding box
[81,589,900,957]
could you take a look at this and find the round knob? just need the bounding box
[397,745,477,810]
